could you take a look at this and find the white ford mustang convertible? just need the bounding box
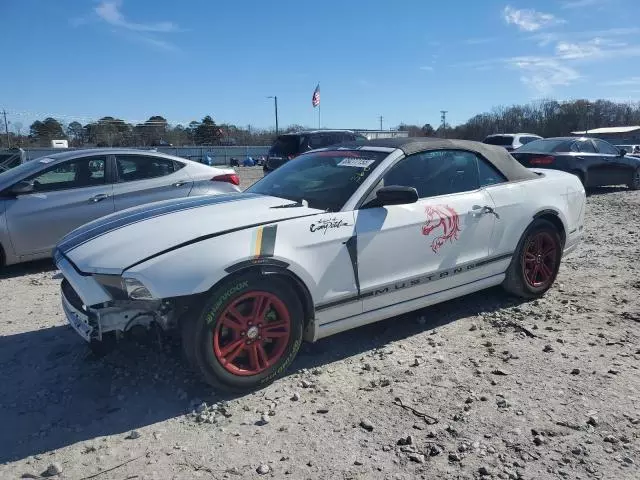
[55,138,586,391]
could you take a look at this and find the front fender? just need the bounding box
[123,227,319,306]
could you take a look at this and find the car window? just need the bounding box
[308,134,333,149]
[246,149,388,212]
[379,150,481,199]
[577,141,596,153]
[520,136,540,145]
[115,155,176,182]
[593,139,619,155]
[483,135,514,146]
[517,139,572,153]
[477,157,507,186]
[25,156,106,193]
[270,135,301,156]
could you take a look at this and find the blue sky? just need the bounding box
[2,0,640,132]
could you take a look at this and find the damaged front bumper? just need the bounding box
[56,251,174,343]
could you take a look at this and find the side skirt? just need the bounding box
[310,273,505,342]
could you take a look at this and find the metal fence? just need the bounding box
[12,146,271,166]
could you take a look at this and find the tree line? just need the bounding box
[3,98,640,149]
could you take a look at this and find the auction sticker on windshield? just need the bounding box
[337,158,375,168]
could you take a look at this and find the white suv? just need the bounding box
[482,133,542,152]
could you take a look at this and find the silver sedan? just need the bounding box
[0,148,241,267]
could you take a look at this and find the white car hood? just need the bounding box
[56,193,322,274]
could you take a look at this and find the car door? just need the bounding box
[354,150,497,313]
[593,139,630,186]
[573,140,605,186]
[5,155,114,258]
[112,154,193,211]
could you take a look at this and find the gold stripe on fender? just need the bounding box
[252,227,264,257]
[251,224,277,257]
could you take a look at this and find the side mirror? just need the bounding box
[375,185,419,206]
[10,180,34,195]
[619,148,627,156]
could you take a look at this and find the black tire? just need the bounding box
[628,167,640,190]
[502,219,563,299]
[182,273,304,392]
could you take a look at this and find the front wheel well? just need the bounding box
[202,265,315,328]
[0,242,5,267]
[533,210,566,247]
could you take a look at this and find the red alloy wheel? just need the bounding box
[212,291,291,376]
[522,231,557,289]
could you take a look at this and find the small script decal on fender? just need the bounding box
[421,205,461,253]
[310,217,352,234]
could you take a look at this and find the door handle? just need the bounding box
[89,194,110,203]
[576,156,585,160]
[470,205,500,219]
[173,181,186,187]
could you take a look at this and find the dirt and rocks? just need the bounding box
[0,169,639,479]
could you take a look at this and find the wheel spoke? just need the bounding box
[262,320,289,335]
[249,343,268,371]
[221,313,245,333]
[227,306,248,325]
[531,265,540,284]
[542,245,556,258]
[534,235,542,254]
[540,263,553,280]
[524,252,536,263]
[251,295,271,322]
[219,337,246,360]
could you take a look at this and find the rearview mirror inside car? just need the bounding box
[10,180,35,195]
[619,148,627,156]
[375,185,419,206]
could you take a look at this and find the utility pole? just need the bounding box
[2,110,9,148]
[440,110,448,138]
[378,115,383,130]
[267,96,279,135]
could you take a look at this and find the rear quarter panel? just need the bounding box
[485,170,584,257]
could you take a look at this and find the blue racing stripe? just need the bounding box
[58,192,260,253]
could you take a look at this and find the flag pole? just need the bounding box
[318,82,321,129]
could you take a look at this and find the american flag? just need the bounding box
[312,84,320,108]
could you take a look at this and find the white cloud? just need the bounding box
[555,40,603,59]
[419,66,434,71]
[95,1,179,32]
[503,6,563,32]
[511,56,581,92]
[90,1,181,52]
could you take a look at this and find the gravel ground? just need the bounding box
[0,169,639,480]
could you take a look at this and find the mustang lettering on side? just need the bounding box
[55,138,586,392]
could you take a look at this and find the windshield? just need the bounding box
[483,135,514,146]
[516,138,572,153]
[269,135,301,156]
[247,149,389,212]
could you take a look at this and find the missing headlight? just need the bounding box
[122,278,154,300]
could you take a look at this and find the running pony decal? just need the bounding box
[421,205,461,253]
